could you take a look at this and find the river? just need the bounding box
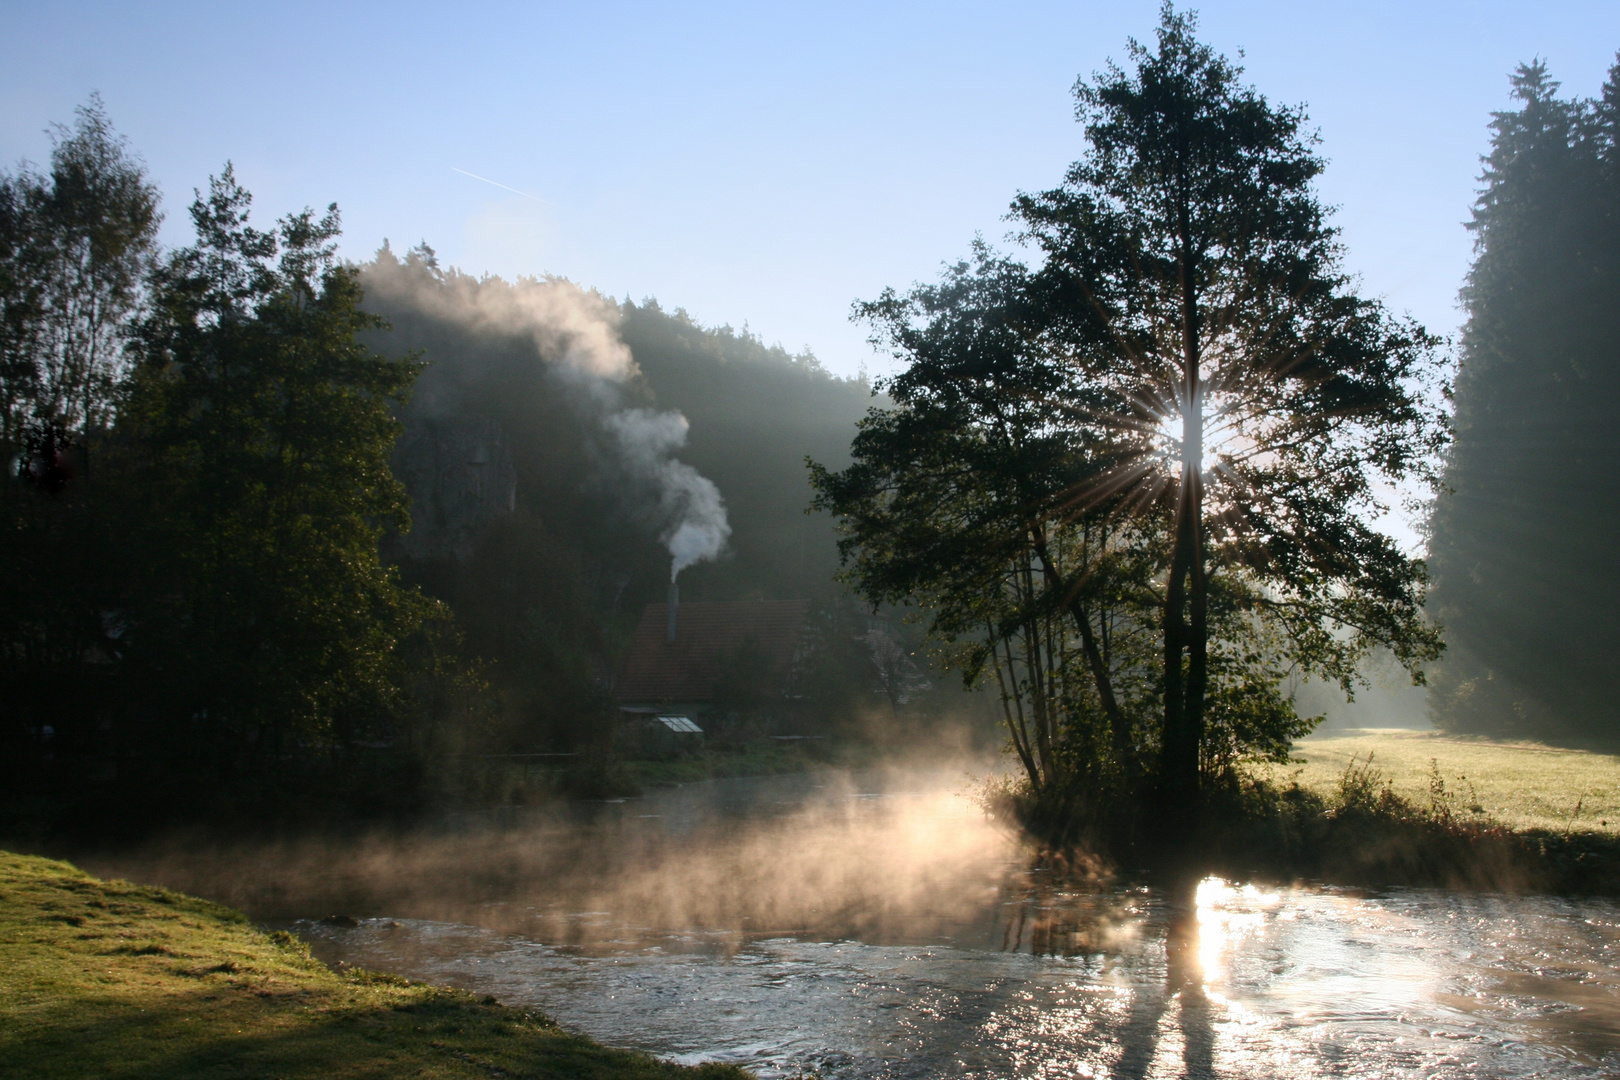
[89,768,1620,1078]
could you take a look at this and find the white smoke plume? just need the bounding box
[366,257,634,381]
[363,249,730,577]
[603,409,732,580]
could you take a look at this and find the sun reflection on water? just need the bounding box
[1193,876,1282,985]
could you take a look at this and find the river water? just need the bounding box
[94,769,1620,1078]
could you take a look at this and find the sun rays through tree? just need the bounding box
[813,5,1450,845]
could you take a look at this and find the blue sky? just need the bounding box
[3,1,1618,380]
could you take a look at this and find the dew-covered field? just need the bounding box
[1277,730,1620,834]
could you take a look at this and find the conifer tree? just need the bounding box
[1428,58,1620,742]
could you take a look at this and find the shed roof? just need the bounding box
[615,600,809,704]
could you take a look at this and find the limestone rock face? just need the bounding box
[392,416,516,562]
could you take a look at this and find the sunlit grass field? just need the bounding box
[1270,729,1620,835]
[0,852,749,1080]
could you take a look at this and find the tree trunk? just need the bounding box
[1162,213,1204,811]
[992,630,1041,788]
[1185,477,1208,794]
[1161,484,1193,801]
[1027,530,1132,769]
[1073,601,1134,770]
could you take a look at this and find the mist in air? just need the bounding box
[5,4,1620,1079]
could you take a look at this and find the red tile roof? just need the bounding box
[615,600,810,704]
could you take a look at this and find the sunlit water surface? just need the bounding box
[94,771,1620,1078]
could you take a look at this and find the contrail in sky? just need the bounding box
[452,167,541,200]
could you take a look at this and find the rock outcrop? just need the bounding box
[391,416,516,562]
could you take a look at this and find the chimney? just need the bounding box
[666,581,679,643]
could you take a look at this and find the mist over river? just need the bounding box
[86,769,1620,1078]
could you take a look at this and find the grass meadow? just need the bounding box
[1271,729,1620,835]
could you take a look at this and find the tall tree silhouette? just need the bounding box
[1013,7,1446,807]
[817,7,1448,824]
[1428,58,1620,742]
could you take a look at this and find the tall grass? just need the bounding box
[1200,752,1620,893]
[986,747,1620,894]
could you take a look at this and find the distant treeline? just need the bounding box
[0,104,939,841]
[1428,59,1620,745]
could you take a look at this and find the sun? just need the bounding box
[1149,394,1247,480]
[1152,409,1211,476]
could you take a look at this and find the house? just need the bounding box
[613,592,810,729]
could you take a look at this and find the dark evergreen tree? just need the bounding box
[1428,58,1620,743]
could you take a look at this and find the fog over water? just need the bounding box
[85,768,1620,1078]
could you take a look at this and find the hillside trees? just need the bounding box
[814,8,1448,827]
[359,250,899,752]
[123,168,440,773]
[1427,59,1620,743]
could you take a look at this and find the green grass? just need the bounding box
[1271,728,1620,834]
[0,851,751,1080]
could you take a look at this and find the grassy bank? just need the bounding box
[999,730,1620,893]
[1197,731,1620,893]
[0,852,749,1080]
[1279,729,1620,834]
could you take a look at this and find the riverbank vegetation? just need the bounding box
[1212,747,1620,894]
[468,737,864,803]
[1287,730,1620,834]
[0,851,749,1079]
[975,731,1620,892]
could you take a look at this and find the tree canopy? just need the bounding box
[813,6,1449,832]
[1,150,448,831]
[124,168,437,756]
[0,95,158,460]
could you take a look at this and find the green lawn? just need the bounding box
[0,851,750,1080]
[1271,729,1620,834]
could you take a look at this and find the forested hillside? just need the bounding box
[356,246,895,754]
[0,105,945,841]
